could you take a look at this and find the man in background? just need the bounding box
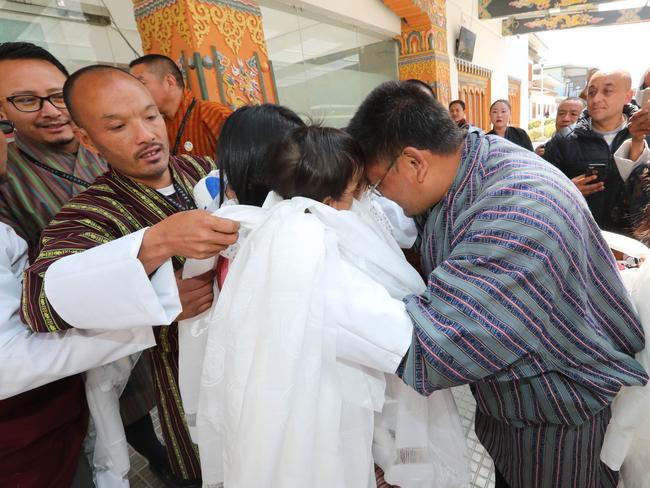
[544,70,650,233]
[535,97,585,156]
[129,54,231,157]
[448,99,469,129]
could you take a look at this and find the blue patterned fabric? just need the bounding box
[400,129,648,487]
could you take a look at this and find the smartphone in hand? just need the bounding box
[587,163,607,182]
[638,88,650,109]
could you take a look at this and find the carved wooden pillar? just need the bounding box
[383,0,451,106]
[132,0,277,108]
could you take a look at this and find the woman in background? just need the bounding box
[487,99,534,151]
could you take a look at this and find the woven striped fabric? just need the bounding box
[400,130,647,487]
[21,154,216,481]
[166,91,232,158]
[0,134,107,259]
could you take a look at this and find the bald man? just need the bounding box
[534,97,585,156]
[21,65,239,486]
[544,70,650,234]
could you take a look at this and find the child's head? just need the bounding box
[217,104,305,207]
[265,126,365,210]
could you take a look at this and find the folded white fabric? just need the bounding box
[600,232,650,487]
[191,192,469,488]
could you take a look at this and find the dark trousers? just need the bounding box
[495,468,511,488]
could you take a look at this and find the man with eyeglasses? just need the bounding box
[348,81,647,488]
[0,42,178,487]
[0,42,108,260]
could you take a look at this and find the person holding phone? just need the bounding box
[544,70,650,234]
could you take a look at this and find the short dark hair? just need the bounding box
[347,81,463,165]
[404,79,437,99]
[218,104,305,207]
[490,99,511,112]
[63,64,133,126]
[0,42,69,77]
[449,99,465,111]
[265,126,364,203]
[129,54,184,89]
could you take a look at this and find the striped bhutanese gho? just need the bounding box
[400,130,648,488]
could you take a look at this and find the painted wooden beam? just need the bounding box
[502,5,650,35]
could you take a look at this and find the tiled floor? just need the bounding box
[130,385,494,488]
[127,411,167,488]
[452,385,496,488]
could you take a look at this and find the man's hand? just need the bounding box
[628,109,650,161]
[139,210,239,274]
[175,269,215,321]
[572,173,604,197]
[534,144,545,157]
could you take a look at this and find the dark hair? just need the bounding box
[63,64,133,126]
[490,99,511,112]
[0,42,69,77]
[449,99,465,111]
[129,54,184,89]
[265,126,364,203]
[404,79,437,99]
[347,80,463,165]
[218,104,305,207]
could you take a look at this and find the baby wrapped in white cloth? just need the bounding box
[183,120,468,488]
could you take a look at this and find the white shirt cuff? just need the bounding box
[45,229,181,329]
[614,139,650,182]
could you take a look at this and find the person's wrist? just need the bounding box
[150,221,174,260]
[140,222,174,272]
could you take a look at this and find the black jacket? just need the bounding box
[544,104,650,233]
[487,126,533,151]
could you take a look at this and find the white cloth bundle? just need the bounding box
[600,231,650,487]
[190,192,468,488]
[85,355,141,488]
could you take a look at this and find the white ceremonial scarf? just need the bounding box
[185,192,469,488]
[600,231,650,488]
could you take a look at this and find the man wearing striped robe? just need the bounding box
[21,65,238,486]
[348,81,648,488]
[0,41,175,483]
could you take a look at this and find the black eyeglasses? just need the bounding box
[368,161,395,197]
[1,92,66,113]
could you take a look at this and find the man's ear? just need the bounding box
[402,146,429,184]
[164,73,178,91]
[625,88,634,104]
[74,127,99,155]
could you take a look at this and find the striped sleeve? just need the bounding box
[400,186,569,394]
[21,199,120,333]
[402,230,544,393]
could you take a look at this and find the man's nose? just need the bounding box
[134,120,156,143]
[39,99,63,117]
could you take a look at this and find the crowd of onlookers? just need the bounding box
[448,69,650,238]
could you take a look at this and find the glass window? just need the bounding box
[0,0,142,71]
[261,3,398,127]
